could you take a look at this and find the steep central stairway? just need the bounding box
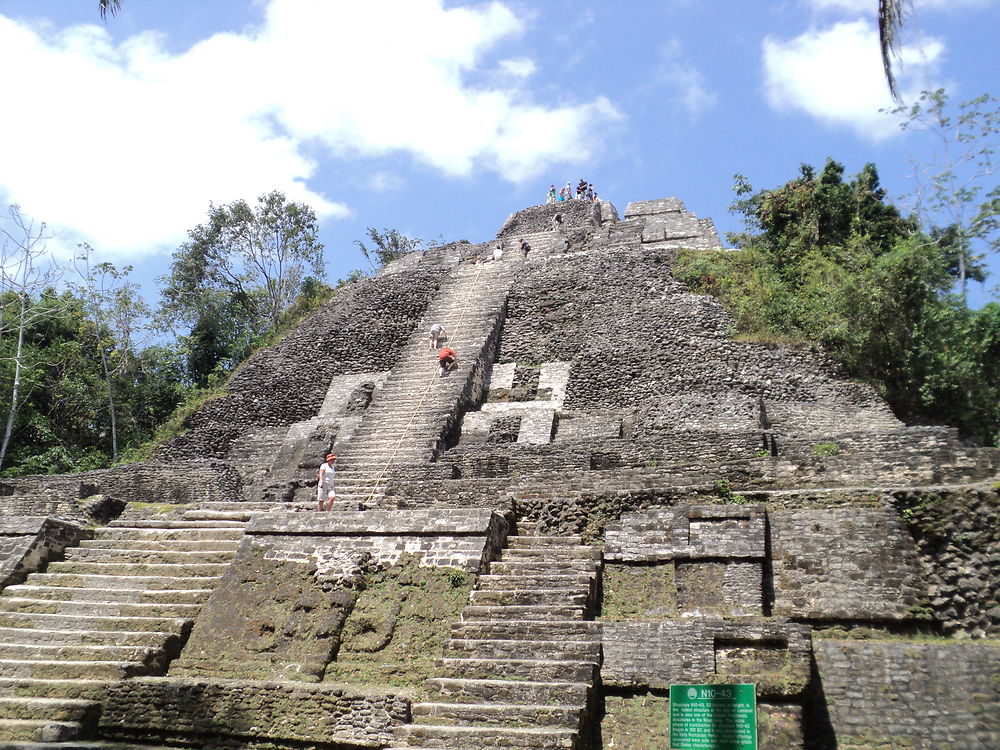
[390,534,603,750]
[0,508,253,745]
[333,261,514,506]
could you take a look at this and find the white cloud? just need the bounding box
[498,57,536,77]
[0,0,620,259]
[648,40,717,119]
[762,20,944,139]
[365,172,405,193]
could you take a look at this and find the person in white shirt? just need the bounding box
[317,454,337,511]
[429,323,445,350]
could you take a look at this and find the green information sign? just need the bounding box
[669,683,757,750]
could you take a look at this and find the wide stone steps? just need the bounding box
[499,548,602,562]
[21,574,220,591]
[392,534,601,748]
[179,509,261,522]
[0,612,189,634]
[0,742,178,750]
[43,562,228,578]
[0,587,208,606]
[0,718,85,743]
[506,537,583,549]
[0,515,248,744]
[469,588,590,608]
[436,658,598,684]
[90,528,243,542]
[104,520,244,530]
[442,638,600,661]
[0,644,158,665]
[450,621,600,641]
[393,723,576,749]
[460,606,583,621]
[425,677,590,705]
[411,702,583,729]
[0,661,141,681]
[62,548,235,565]
[0,679,108,701]
[78,539,240,552]
[0,628,179,649]
[475,574,595,591]
[488,561,596,576]
[0,698,98,723]
[0,598,201,619]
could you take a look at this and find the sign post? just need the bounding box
[669,683,757,750]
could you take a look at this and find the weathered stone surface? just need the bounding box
[813,639,1000,750]
[601,620,812,697]
[770,507,926,621]
[99,676,410,747]
[0,518,89,588]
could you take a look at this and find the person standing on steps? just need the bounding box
[546,184,556,204]
[317,454,337,511]
[492,244,503,262]
[520,237,532,258]
[438,346,458,378]
[428,323,446,350]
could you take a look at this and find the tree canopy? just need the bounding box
[160,190,325,385]
[676,158,1000,446]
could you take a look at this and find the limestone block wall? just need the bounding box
[496,247,892,432]
[894,487,1000,636]
[156,268,446,462]
[770,508,927,621]
[245,509,510,572]
[171,510,509,681]
[496,199,602,238]
[604,506,766,562]
[99,677,410,749]
[0,517,88,588]
[601,621,812,697]
[0,460,241,522]
[813,640,1000,749]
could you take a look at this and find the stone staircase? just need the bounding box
[390,534,602,750]
[332,262,514,506]
[0,508,252,745]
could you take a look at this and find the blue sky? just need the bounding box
[0,0,997,307]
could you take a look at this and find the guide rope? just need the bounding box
[363,259,488,505]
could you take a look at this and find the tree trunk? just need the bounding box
[0,294,28,469]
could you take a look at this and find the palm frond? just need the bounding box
[879,0,912,103]
[99,0,122,21]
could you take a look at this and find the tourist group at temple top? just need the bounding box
[547,179,599,203]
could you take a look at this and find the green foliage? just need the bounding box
[676,156,1000,446]
[887,89,1000,296]
[712,479,748,504]
[161,191,324,385]
[0,288,189,476]
[324,557,473,690]
[811,442,841,456]
[354,227,423,272]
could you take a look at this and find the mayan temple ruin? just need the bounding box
[0,196,997,749]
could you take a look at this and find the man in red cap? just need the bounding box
[317,454,337,511]
[438,346,458,378]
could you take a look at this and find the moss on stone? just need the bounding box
[324,556,473,692]
[599,693,670,750]
[599,564,676,621]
